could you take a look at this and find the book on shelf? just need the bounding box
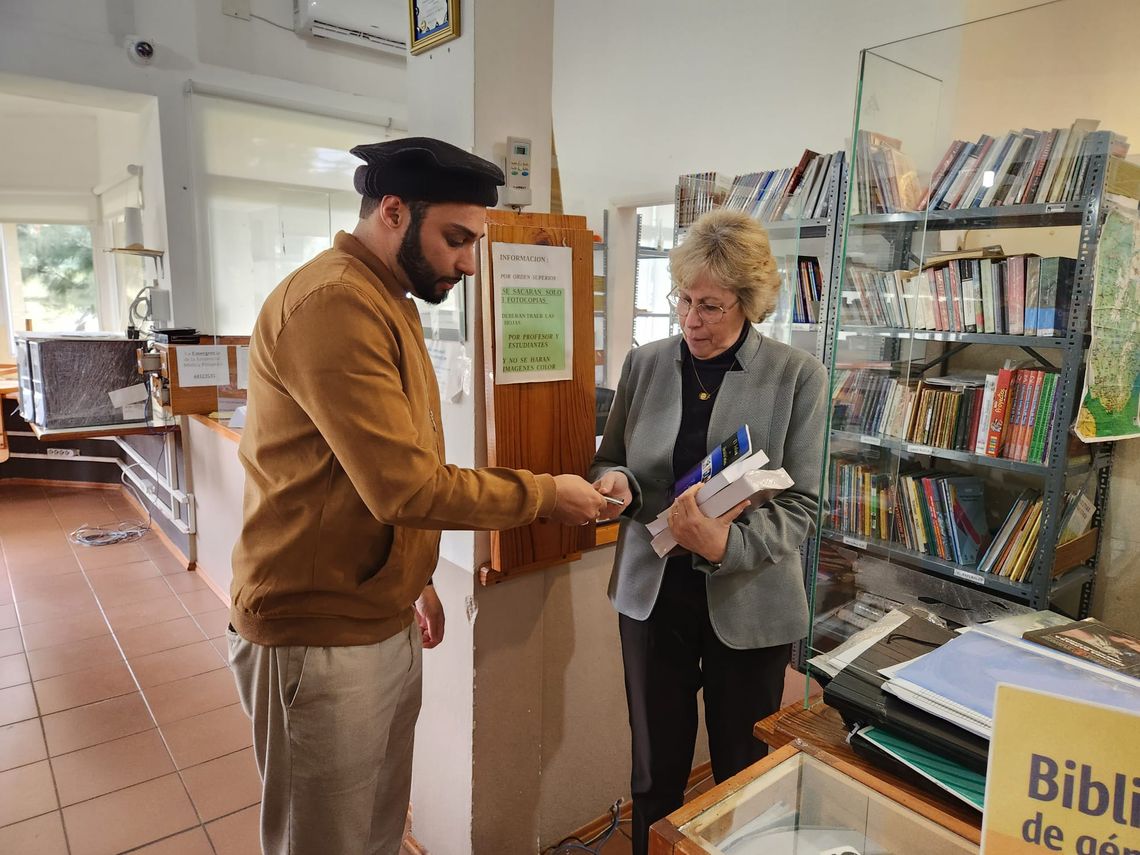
[841,253,1074,337]
[676,150,844,235]
[1058,478,1096,544]
[854,130,922,215]
[830,364,1059,465]
[649,467,793,557]
[786,256,824,324]
[676,172,731,233]
[914,119,1128,212]
[1022,618,1140,679]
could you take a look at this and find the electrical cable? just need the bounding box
[250,13,294,32]
[67,367,169,548]
[545,800,623,855]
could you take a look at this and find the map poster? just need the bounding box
[1075,202,1140,441]
[493,243,574,385]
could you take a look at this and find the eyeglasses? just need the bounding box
[667,293,739,325]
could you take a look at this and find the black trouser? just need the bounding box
[618,562,790,855]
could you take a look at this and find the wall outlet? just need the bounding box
[46,448,80,458]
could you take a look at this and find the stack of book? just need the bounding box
[976,489,1042,580]
[828,459,990,567]
[828,457,895,543]
[852,130,923,215]
[831,364,1061,465]
[792,256,824,324]
[843,253,1075,336]
[778,150,844,220]
[920,119,1129,210]
[676,172,731,234]
[645,426,793,557]
[677,150,845,234]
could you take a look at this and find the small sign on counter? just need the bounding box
[176,346,229,387]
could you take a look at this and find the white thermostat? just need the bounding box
[503,136,532,208]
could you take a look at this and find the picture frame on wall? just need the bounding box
[415,276,467,343]
[409,0,460,56]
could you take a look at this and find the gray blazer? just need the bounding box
[590,326,827,649]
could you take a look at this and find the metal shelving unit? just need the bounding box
[806,131,1120,669]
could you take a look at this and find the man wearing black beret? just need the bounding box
[228,137,610,854]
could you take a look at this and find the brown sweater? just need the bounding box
[230,231,557,646]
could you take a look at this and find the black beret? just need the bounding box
[351,137,505,207]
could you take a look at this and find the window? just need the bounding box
[633,203,678,346]
[1,223,99,339]
[191,94,401,336]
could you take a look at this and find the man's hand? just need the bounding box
[415,586,445,649]
[593,470,632,521]
[667,484,749,565]
[548,474,609,525]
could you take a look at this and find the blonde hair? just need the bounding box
[669,209,781,324]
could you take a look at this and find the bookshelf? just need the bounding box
[804,125,1129,672]
[671,151,849,363]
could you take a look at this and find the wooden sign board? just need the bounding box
[479,211,597,584]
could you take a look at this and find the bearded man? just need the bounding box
[227,137,608,855]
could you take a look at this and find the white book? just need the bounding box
[974,374,998,455]
[917,271,937,330]
[646,449,770,536]
[649,467,793,557]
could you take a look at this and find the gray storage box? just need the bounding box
[16,334,142,430]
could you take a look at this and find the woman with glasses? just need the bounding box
[590,209,827,853]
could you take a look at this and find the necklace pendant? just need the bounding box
[698,391,711,401]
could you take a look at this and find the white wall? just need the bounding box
[551,0,1039,230]
[0,0,407,329]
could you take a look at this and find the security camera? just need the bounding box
[126,36,156,66]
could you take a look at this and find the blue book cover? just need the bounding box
[671,425,751,499]
[944,476,988,565]
[889,631,1140,731]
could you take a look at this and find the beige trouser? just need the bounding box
[228,623,423,855]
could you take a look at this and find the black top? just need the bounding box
[671,322,750,482]
[663,322,750,597]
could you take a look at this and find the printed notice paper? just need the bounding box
[981,685,1140,854]
[493,243,574,385]
[176,346,229,387]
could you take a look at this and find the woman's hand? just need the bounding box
[593,470,632,520]
[667,484,750,565]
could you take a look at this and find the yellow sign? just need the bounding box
[982,685,1140,854]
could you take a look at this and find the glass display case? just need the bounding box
[650,741,977,854]
[804,0,1140,673]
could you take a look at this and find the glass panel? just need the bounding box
[806,0,1140,677]
[681,752,974,854]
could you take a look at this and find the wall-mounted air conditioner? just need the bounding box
[294,0,407,56]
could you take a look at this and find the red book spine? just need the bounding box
[933,268,949,331]
[985,368,1016,456]
[968,386,984,451]
[1008,255,1026,335]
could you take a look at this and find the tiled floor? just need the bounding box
[1,483,812,855]
[0,483,259,855]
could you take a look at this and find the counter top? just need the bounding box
[191,413,241,443]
